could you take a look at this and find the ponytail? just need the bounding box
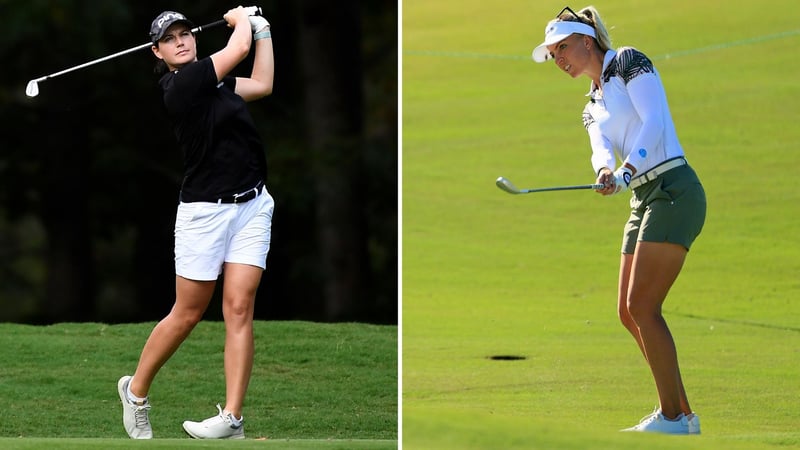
[558,5,612,52]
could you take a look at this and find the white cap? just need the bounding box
[531,19,597,63]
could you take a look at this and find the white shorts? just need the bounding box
[174,187,274,281]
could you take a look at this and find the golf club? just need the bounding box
[25,6,262,98]
[496,176,604,194]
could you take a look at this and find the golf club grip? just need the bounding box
[192,19,228,33]
[194,6,262,32]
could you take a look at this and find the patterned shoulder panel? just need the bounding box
[602,47,655,84]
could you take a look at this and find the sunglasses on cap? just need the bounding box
[556,6,584,21]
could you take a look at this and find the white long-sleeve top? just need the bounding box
[583,48,685,176]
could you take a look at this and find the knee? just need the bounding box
[618,302,637,331]
[223,296,254,323]
[185,310,204,327]
[169,307,204,331]
[626,298,660,326]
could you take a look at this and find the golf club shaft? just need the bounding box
[30,19,228,85]
[496,176,603,195]
[519,184,603,193]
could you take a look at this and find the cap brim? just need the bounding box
[531,42,553,63]
[531,33,572,62]
[531,20,597,63]
[152,19,194,43]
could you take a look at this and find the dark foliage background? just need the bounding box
[0,0,398,324]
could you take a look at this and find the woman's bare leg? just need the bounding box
[220,263,262,418]
[618,244,692,417]
[129,276,216,397]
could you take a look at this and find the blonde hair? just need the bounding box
[558,5,612,53]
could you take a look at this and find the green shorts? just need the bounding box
[621,164,706,254]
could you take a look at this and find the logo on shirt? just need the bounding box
[638,148,647,158]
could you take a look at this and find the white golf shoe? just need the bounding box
[182,404,245,439]
[621,409,690,434]
[117,376,153,439]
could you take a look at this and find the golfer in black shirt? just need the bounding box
[117,6,274,440]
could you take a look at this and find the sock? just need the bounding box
[224,410,243,427]
[126,379,148,404]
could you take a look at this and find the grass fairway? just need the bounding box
[0,438,396,450]
[0,321,396,449]
[402,0,800,448]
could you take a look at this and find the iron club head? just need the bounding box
[495,177,521,194]
[25,79,40,98]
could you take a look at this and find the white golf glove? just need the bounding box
[248,15,270,33]
[612,166,632,194]
[243,6,262,17]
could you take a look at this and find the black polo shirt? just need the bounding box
[159,57,267,202]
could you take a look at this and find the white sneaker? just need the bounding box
[621,409,689,434]
[687,412,701,434]
[182,404,245,439]
[117,376,153,439]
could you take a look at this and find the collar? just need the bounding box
[586,49,618,98]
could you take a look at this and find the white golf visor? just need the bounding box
[532,19,597,62]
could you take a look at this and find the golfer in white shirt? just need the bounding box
[532,5,706,435]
